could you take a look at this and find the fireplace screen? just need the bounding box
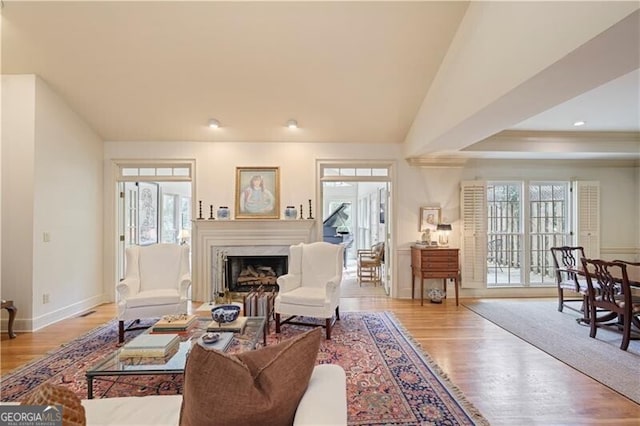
[226,255,287,292]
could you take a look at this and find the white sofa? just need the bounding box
[81,364,347,425]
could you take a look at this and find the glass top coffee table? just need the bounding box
[86,316,266,399]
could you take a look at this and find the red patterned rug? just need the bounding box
[1,312,488,425]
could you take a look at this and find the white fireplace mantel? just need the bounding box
[191,219,317,301]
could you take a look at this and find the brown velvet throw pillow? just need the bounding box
[179,328,322,426]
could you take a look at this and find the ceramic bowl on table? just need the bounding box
[211,304,240,325]
[201,332,220,344]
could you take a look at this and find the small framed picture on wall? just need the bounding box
[419,206,441,232]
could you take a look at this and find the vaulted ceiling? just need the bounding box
[2,1,639,161]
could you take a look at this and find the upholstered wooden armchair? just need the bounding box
[275,242,345,339]
[117,244,191,343]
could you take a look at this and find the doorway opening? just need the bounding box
[318,162,394,298]
[115,162,194,281]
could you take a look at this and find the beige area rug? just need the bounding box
[464,299,640,404]
[341,266,388,298]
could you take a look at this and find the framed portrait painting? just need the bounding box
[235,167,280,219]
[419,206,441,232]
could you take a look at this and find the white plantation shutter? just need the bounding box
[461,181,487,288]
[574,181,600,259]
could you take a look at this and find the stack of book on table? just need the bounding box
[413,241,431,248]
[244,290,274,317]
[151,314,197,332]
[206,316,248,333]
[120,333,181,359]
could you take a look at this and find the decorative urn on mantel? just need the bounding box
[217,206,230,220]
[284,206,298,220]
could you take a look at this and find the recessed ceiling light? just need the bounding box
[286,119,298,129]
[208,119,220,129]
[573,120,586,127]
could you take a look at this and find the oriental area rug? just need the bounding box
[1,312,489,425]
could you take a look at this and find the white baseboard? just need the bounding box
[2,294,110,333]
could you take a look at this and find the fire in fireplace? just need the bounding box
[226,255,288,292]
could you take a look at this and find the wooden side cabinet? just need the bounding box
[411,247,460,306]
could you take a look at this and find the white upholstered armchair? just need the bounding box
[275,242,345,339]
[117,244,191,343]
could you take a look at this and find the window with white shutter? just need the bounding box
[460,180,597,289]
[574,181,600,259]
[460,181,487,288]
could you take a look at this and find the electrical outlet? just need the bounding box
[43,293,50,304]
[43,232,51,242]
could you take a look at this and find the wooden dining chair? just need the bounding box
[613,260,640,323]
[550,246,590,320]
[580,258,640,351]
[357,242,384,286]
[612,260,640,265]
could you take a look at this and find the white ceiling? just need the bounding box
[512,69,639,132]
[2,1,639,160]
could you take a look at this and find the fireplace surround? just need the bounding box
[226,255,287,292]
[191,219,316,302]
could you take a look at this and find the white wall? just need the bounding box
[459,160,639,254]
[1,75,103,331]
[103,141,404,297]
[31,76,104,328]
[104,141,639,300]
[1,75,36,328]
[393,160,640,299]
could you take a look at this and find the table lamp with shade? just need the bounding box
[178,229,191,245]
[437,223,452,247]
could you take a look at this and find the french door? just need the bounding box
[115,161,194,280]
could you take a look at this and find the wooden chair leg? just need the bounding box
[275,313,281,333]
[325,318,331,340]
[557,288,564,312]
[2,302,17,338]
[589,305,598,338]
[581,295,590,321]
[335,306,340,321]
[118,320,125,344]
[621,315,632,351]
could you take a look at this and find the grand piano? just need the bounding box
[323,202,354,263]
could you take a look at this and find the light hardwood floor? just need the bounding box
[2,297,639,425]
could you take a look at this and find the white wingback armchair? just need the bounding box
[275,242,345,339]
[117,244,191,343]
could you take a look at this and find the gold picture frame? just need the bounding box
[235,167,280,219]
[419,206,441,232]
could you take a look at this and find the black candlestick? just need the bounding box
[198,201,203,220]
[209,205,215,220]
[307,199,314,219]
[299,204,304,220]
